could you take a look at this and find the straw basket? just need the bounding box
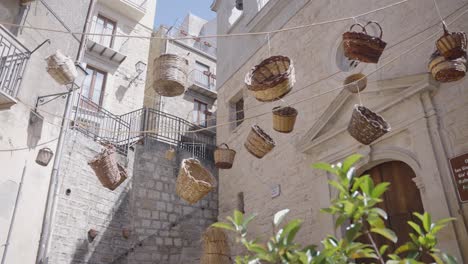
[343,22,387,63]
[272,106,298,133]
[153,54,188,97]
[88,145,128,191]
[165,148,176,161]
[176,159,216,204]
[344,73,367,93]
[46,50,78,85]
[429,51,466,83]
[201,227,231,264]
[245,56,295,102]
[347,105,391,145]
[20,0,35,5]
[244,125,275,158]
[214,144,236,169]
[436,24,467,60]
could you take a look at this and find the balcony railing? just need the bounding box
[165,27,217,58]
[190,70,216,91]
[0,25,30,99]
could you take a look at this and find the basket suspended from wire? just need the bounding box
[344,73,367,93]
[436,24,467,60]
[36,147,54,166]
[428,51,466,83]
[20,0,35,5]
[153,54,188,97]
[244,125,276,158]
[176,158,216,204]
[245,56,295,102]
[214,143,236,169]
[343,22,387,64]
[165,147,176,161]
[46,50,78,85]
[88,145,128,191]
[201,226,231,264]
[347,105,391,145]
[272,106,298,133]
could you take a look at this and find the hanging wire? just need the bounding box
[433,0,448,29]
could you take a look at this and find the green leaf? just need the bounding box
[422,212,431,233]
[372,208,388,220]
[394,242,417,255]
[280,219,303,244]
[211,222,235,231]
[273,209,290,227]
[430,253,444,264]
[372,182,390,198]
[359,175,374,196]
[441,253,458,264]
[234,210,244,226]
[371,228,397,243]
[342,154,363,173]
[312,162,338,175]
[379,244,389,255]
[407,221,423,235]
[243,214,256,227]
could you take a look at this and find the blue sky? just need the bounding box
[154,0,216,28]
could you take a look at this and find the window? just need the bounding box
[82,66,106,106]
[229,6,243,27]
[194,61,210,88]
[193,100,208,127]
[90,14,116,48]
[235,98,244,127]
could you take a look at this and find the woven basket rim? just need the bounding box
[429,52,467,66]
[343,31,387,48]
[437,30,467,44]
[354,105,391,132]
[251,125,275,146]
[215,147,236,154]
[245,55,294,91]
[272,106,298,117]
[344,73,367,85]
[157,53,189,64]
[181,158,216,187]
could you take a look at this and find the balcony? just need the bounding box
[165,27,217,58]
[0,26,30,110]
[99,0,147,21]
[188,70,217,99]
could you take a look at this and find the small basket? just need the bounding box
[428,51,466,83]
[201,227,231,264]
[46,50,78,85]
[88,145,127,191]
[176,159,216,204]
[436,24,467,60]
[20,0,35,5]
[272,106,298,133]
[153,54,188,97]
[343,22,387,63]
[245,56,295,102]
[347,105,391,145]
[214,144,236,169]
[36,147,54,166]
[344,73,367,93]
[165,147,176,161]
[244,125,275,158]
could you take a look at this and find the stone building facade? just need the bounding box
[212,0,468,262]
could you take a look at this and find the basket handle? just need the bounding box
[364,21,383,39]
[217,143,230,149]
[349,23,367,34]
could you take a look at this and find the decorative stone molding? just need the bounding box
[412,176,425,193]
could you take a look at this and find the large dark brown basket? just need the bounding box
[428,51,466,83]
[214,143,236,169]
[245,56,295,102]
[272,106,298,133]
[343,22,387,64]
[153,54,188,97]
[347,105,391,145]
[436,24,467,60]
[88,145,128,191]
[244,125,275,158]
[176,159,216,204]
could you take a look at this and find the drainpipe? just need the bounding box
[1,163,27,264]
[35,1,96,263]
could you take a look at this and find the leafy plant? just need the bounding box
[213,154,457,264]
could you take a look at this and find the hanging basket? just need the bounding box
[214,144,236,169]
[235,0,243,10]
[344,73,367,93]
[343,22,387,63]
[176,159,216,204]
[244,125,275,158]
[35,147,54,166]
[245,56,295,102]
[428,51,466,83]
[347,105,391,145]
[88,145,128,191]
[201,227,231,264]
[20,0,35,5]
[272,106,298,133]
[153,54,188,97]
[46,50,78,85]
[165,147,176,161]
[436,24,467,60]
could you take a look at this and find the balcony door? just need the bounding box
[195,61,210,89]
[81,66,106,109]
[90,14,116,48]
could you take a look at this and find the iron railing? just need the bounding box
[190,69,216,91]
[165,26,217,57]
[0,25,30,98]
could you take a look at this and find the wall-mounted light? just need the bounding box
[36,148,54,167]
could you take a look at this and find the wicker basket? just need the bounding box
[214,144,236,169]
[201,227,231,264]
[429,51,466,83]
[344,73,367,93]
[244,125,275,158]
[436,24,467,60]
[347,105,391,145]
[88,145,128,191]
[165,147,176,161]
[245,56,295,102]
[153,54,188,97]
[343,22,387,63]
[46,50,78,85]
[272,106,298,133]
[20,0,35,5]
[176,159,216,204]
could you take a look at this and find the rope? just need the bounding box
[433,0,448,29]
[0,138,59,152]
